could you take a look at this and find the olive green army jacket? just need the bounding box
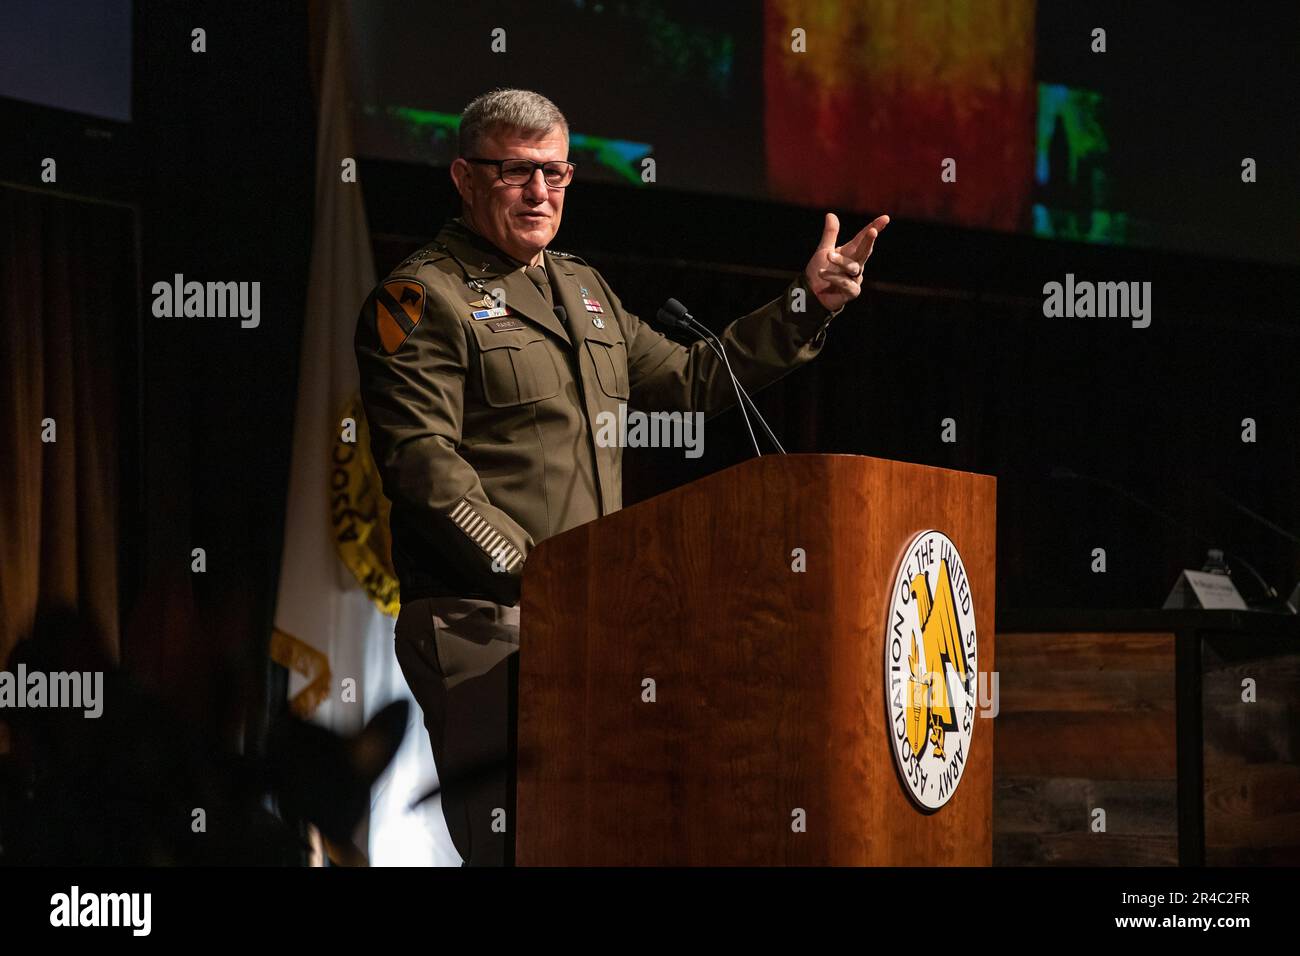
[355,218,838,606]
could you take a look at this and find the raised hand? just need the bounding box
[804,212,890,313]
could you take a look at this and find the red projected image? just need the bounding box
[763,0,1037,232]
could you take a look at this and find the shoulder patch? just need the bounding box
[374,279,426,353]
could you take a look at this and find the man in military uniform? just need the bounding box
[355,89,888,865]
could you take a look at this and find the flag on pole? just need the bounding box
[270,0,458,866]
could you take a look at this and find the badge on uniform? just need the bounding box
[375,279,426,354]
[582,296,604,314]
[472,306,513,320]
[592,317,606,329]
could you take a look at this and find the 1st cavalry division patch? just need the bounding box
[375,279,426,353]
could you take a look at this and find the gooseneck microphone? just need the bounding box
[654,298,786,457]
[1049,465,1288,609]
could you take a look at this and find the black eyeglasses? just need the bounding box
[466,157,576,188]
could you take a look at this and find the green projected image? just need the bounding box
[1033,83,1133,246]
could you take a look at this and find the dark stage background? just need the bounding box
[2,0,1297,752]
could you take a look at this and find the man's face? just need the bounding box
[452,125,568,265]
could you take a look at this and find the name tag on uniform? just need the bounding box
[487,317,525,332]
[472,307,512,320]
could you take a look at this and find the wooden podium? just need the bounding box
[515,454,996,865]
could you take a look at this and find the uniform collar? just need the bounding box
[437,218,572,346]
[438,218,528,277]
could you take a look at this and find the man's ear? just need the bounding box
[450,158,472,204]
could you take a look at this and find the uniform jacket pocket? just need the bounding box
[474,327,561,406]
[586,337,629,400]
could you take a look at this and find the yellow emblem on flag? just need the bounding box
[331,394,400,616]
[269,628,332,718]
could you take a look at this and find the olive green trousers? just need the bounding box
[393,596,520,867]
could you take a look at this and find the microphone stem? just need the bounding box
[681,317,762,457]
[684,317,786,455]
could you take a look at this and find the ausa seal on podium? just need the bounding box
[354,88,888,865]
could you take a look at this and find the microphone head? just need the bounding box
[656,298,691,328]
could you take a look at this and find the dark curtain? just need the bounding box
[0,184,137,663]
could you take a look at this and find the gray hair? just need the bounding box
[458,88,569,157]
